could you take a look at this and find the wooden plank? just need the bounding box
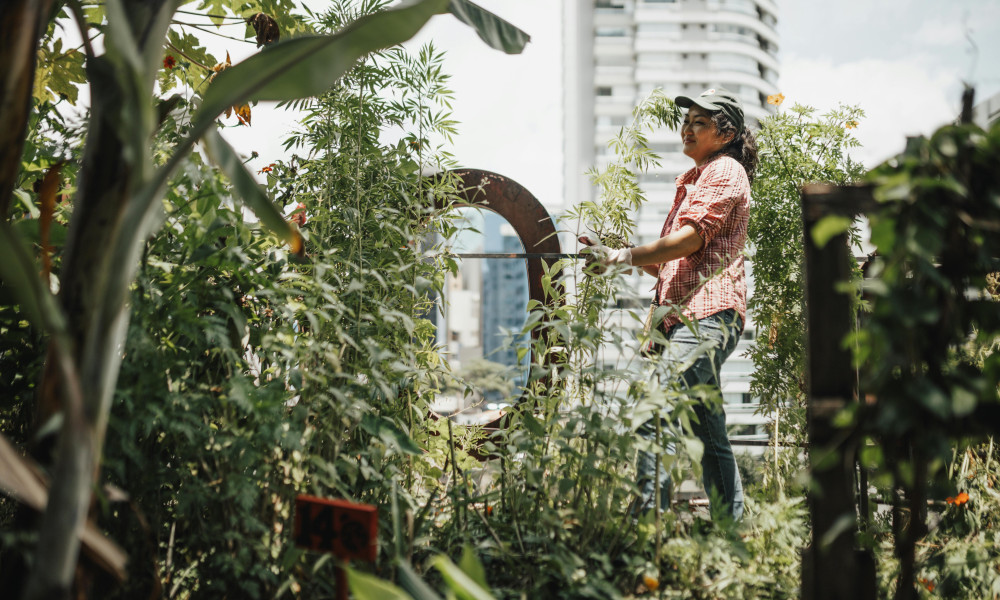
[800,186,876,600]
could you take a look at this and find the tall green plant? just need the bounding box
[747,100,866,468]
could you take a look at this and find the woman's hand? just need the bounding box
[579,235,633,274]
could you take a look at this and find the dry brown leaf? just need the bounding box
[247,13,280,47]
[234,103,251,126]
[210,51,232,83]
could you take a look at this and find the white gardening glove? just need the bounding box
[579,235,633,273]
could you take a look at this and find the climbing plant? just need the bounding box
[747,98,866,487]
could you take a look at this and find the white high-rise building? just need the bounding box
[563,0,780,432]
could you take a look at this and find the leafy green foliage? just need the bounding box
[846,116,1000,594]
[861,119,1000,434]
[14,1,999,597]
[747,101,866,479]
[443,358,516,404]
[32,35,87,105]
[580,88,682,245]
[1,0,530,596]
[101,159,311,596]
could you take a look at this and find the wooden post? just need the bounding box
[800,184,876,600]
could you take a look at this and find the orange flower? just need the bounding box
[919,577,935,592]
[258,164,275,174]
[163,55,176,69]
[767,93,785,106]
[946,491,970,506]
[486,505,493,516]
[845,120,859,130]
[290,202,307,226]
[642,574,659,591]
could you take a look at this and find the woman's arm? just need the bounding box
[629,224,704,268]
[579,227,703,273]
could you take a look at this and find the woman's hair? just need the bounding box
[710,111,758,184]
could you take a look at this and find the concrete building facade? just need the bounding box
[480,212,530,385]
[973,89,1000,129]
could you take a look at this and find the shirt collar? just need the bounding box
[675,155,722,186]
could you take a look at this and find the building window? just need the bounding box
[596,26,627,37]
[596,86,613,96]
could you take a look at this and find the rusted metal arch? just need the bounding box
[432,169,564,430]
[435,168,563,317]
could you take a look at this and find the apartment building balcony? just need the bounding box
[594,96,637,117]
[631,8,779,52]
[595,65,636,86]
[594,35,635,58]
[634,38,778,71]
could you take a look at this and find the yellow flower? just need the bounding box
[767,93,785,106]
[845,120,859,130]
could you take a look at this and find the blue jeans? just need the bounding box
[636,309,744,521]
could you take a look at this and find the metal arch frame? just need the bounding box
[436,168,563,314]
[433,168,564,426]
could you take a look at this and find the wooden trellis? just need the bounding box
[800,181,1000,600]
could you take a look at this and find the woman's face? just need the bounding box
[680,106,732,166]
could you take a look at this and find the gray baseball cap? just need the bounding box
[675,87,744,133]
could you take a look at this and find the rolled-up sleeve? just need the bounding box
[676,158,749,247]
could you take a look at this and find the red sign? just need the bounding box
[293,495,378,562]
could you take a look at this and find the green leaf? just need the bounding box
[448,0,530,54]
[952,386,977,417]
[200,128,304,254]
[14,190,39,219]
[918,385,950,419]
[810,215,853,249]
[360,413,421,455]
[397,560,444,600]
[520,412,544,437]
[430,555,495,600]
[458,545,488,590]
[0,221,67,334]
[347,567,413,600]
[819,513,856,550]
[192,0,450,133]
[682,435,704,464]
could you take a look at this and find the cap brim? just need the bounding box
[675,95,722,111]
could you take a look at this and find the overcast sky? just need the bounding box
[220,0,1000,208]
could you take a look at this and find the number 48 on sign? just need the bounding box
[293,495,378,562]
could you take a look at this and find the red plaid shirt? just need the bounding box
[655,155,749,330]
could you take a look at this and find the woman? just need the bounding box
[582,87,757,521]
